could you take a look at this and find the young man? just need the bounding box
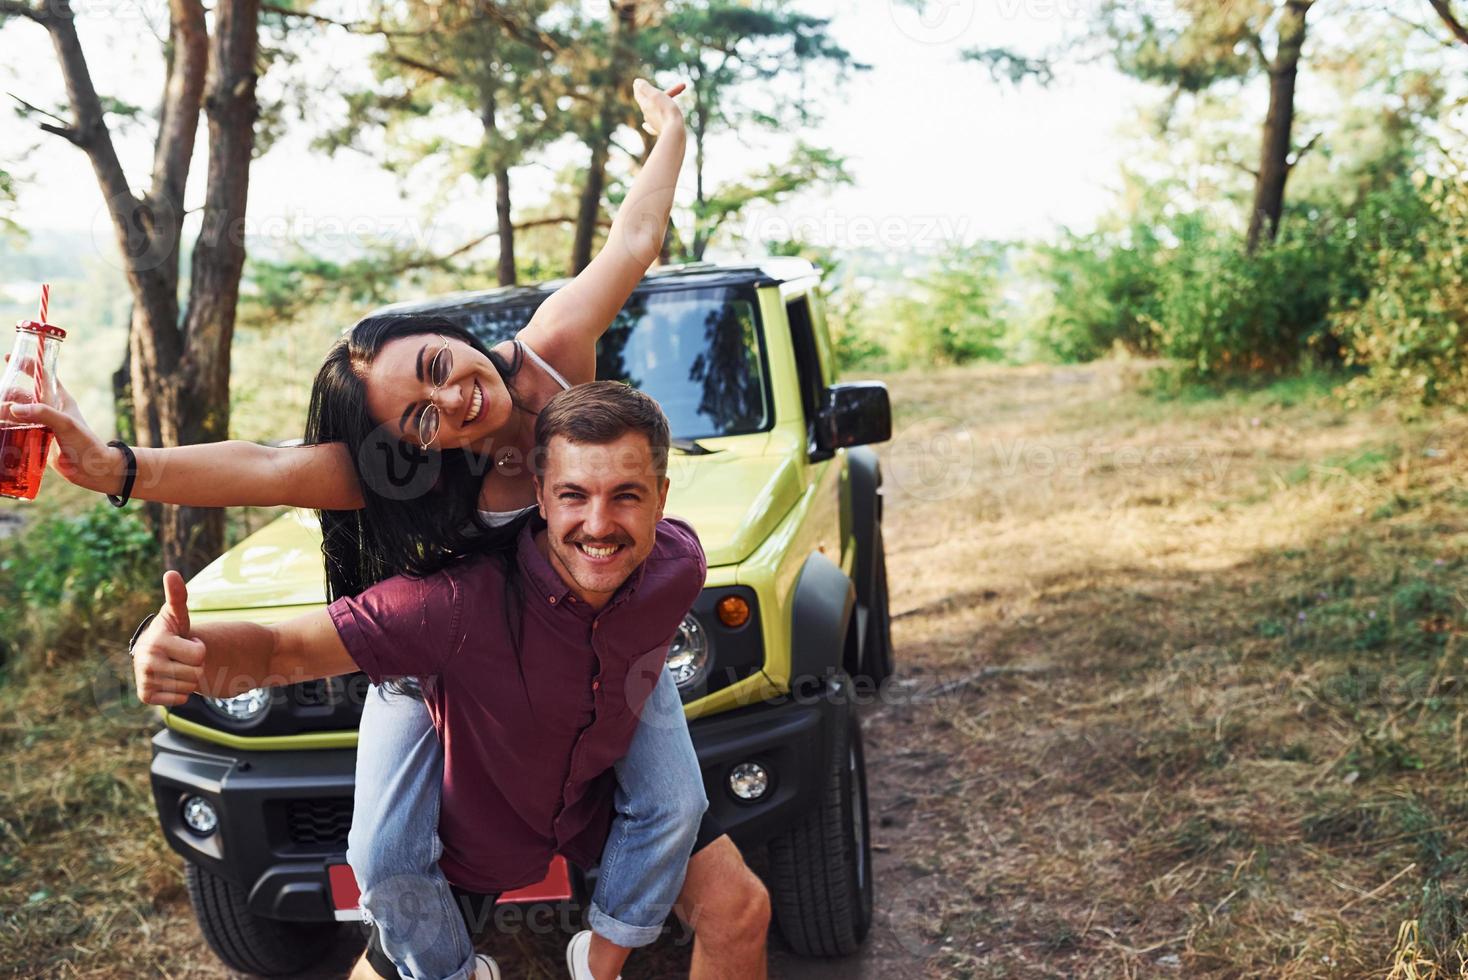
[133,383,771,980]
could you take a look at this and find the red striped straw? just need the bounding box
[39,283,49,324]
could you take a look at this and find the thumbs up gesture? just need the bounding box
[134,570,208,706]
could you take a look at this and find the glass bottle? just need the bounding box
[0,319,66,500]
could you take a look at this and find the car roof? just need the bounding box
[368,257,818,318]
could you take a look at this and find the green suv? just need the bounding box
[150,258,894,975]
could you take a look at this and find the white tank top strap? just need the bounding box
[517,339,573,392]
[477,504,535,527]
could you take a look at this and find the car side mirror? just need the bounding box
[815,382,891,453]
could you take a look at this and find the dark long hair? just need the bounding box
[303,314,531,602]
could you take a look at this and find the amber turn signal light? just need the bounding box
[716,595,751,628]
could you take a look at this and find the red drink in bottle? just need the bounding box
[0,424,53,500]
[0,286,65,500]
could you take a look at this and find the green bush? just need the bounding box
[1030,210,1350,376]
[1144,216,1348,380]
[0,504,158,673]
[1032,221,1166,361]
[1029,168,1466,403]
[886,243,1009,365]
[1331,171,1468,404]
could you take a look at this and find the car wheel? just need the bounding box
[768,697,874,956]
[185,861,340,976]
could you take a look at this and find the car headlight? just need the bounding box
[204,688,271,723]
[666,614,711,690]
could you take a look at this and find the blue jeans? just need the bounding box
[347,668,708,980]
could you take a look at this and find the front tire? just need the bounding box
[768,697,874,956]
[185,861,340,976]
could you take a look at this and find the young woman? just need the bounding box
[7,79,764,980]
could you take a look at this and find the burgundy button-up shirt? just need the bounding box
[327,516,706,893]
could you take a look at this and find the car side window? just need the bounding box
[787,295,825,449]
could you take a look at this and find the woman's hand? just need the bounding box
[0,371,123,495]
[633,78,687,137]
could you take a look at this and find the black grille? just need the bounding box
[286,798,353,847]
[294,679,334,707]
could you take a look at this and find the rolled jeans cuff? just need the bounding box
[587,901,668,948]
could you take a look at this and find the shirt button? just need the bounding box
[592,680,601,691]
[548,596,557,604]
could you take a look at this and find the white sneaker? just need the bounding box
[565,929,622,980]
[473,953,502,980]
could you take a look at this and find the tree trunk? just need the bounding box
[1427,0,1468,46]
[165,0,259,576]
[690,93,710,262]
[495,166,515,284]
[481,97,516,286]
[1245,0,1312,254]
[37,0,257,576]
[571,0,639,275]
[571,133,611,274]
[111,308,136,444]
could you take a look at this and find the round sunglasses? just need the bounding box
[417,337,453,449]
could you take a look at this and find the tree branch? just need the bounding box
[150,0,207,256]
[258,2,426,37]
[1227,158,1261,180]
[8,91,70,127]
[1247,31,1271,71]
[9,91,81,142]
[39,120,82,143]
[0,0,41,21]
[1381,7,1462,49]
[387,47,459,81]
[1287,131,1323,170]
[1427,0,1468,46]
[512,215,609,232]
[40,3,136,209]
[472,0,561,54]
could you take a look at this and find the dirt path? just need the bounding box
[8,361,1464,979]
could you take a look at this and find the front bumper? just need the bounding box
[151,729,356,921]
[150,688,841,923]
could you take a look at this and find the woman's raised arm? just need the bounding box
[2,379,365,510]
[517,77,688,384]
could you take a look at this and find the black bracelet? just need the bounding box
[107,440,138,508]
[128,612,157,659]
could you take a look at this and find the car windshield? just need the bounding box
[457,285,772,440]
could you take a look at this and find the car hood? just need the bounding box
[186,435,802,613]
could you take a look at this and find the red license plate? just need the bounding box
[326,855,573,920]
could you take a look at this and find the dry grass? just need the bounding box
[1,360,1464,978]
[861,361,1468,978]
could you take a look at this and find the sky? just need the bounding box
[1,0,1154,264]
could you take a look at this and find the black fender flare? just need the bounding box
[787,550,858,770]
[789,550,856,699]
[847,446,883,607]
